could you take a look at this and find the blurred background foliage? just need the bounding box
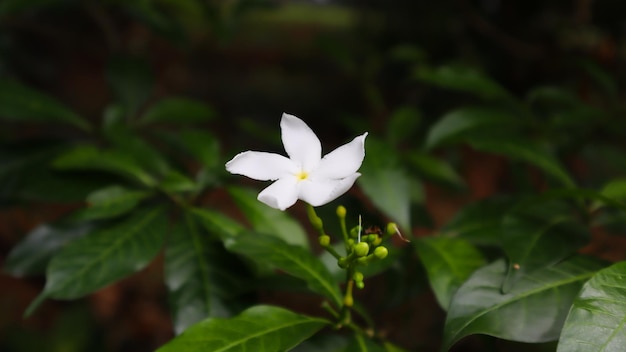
[1,0,626,351]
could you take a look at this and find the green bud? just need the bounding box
[311,216,323,231]
[336,205,347,218]
[344,295,353,307]
[338,257,349,268]
[386,223,398,236]
[354,242,370,257]
[353,271,364,282]
[319,235,330,247]
[372,236,382,246]
[374,246,388,259]
[350,227,360,238]
[347,239,355,247]
[356,281,365,289]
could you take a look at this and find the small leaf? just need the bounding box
[415,237,485,310]
[228,187,309,249]
[4,220,92,277]
[139,97,215,125]
[76,185,153,220]
[442,256,604,350]
[226,232,343,306]
[557,261,626,352]
[407,152,464,189]
[501,200,590,292]
[415,64,512,100]
[53,145,156,186]
[156,305,328,352]
[425,107,521,150]
[26,207,167,316]
[468,137,576,188]
[0,80,90,131]
[165,213,248,334]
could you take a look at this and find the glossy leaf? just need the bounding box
[191,207,246,240]
[155,129,221,171]
[501,200,590,292]
[165,213,248,334]
[25,207,167,316]
[104,127,171,176]
[407,152,464,189]
[156,305,328,352]
[139,97,215,125]
[600,178,626,202]
[415,237,485,310]
[53,145,156,186]
[468,138,576,188]
[4,220,92,277]
[226,232,343,306]
[228,187,309,249]
[76,185,152,220]
[424,107,520,150]
[557,261,626,352]
[415,65,512,100]
[0,80,91,131]
[443,256,604,350]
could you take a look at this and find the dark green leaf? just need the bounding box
[104,127,171,176]
[139,97,215,125]
[160,169,198,194]
[501,200,590,292]
[191,207,246,240]
[442,256,604,350]
[468,137,575,187]
[407,152,464,189]
[228,187,309,249]
[106,56,153,113]
[165,213,248,334]
[75,185,153,220]
[415,237,485,310]
[226,232,343,306]
[341,334,386,352]
[557,261,626,352]
[386,106,421,146]
[4,220,92,277]
[600,179,626,203]
[155,129,221,172]
[53,145,156,186]
[424,107,521,150]
[0,80,90,131]
[156,305,328,352]
[25,207,167,316]
[415,65,512,100]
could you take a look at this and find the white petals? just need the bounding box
[226,151,296,181]
[314,133,368,179]
[257,177,299,210]
[225,113,367,210]
[280,113,321,170]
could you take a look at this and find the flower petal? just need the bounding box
[299,173,361,207]
[280,113,321,171]
[226,151,297,181]
[257,177,300,210]
[314,132,368,179]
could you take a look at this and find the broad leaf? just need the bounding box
[225,232,343,306]
[154,129,221,171]
[386,106,421,146]
[0,80,91,131]
[76,185,152,220]
[424,107,521,150]
[501,200,590,292]
[156,305,328,352]
[442,256,604,350]
[600,178,626,202]
[407,152,464,189]
[4,220,92,277]
[468,137,575,187]
[191,207,246,240]
[139,97,215,125]
[557,261,626,352]
[53,145,156,186]
[25,207,167,316]
[415,237,485,310]
[414,65,512,100]
[165,213,248,334]
[104,127,171,176]
[228,187,309,249]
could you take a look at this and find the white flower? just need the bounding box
[226,113,368,210]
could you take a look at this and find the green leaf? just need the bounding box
[53,145,156,186]
[156,305,328,352]
[160,169,198,194]
[4,220,92,277]
[139,97,215,125]
[106,56,153,113]
[557,261,626,352]
[155,129,221,171]
[191,207,246,240]
[104,127,171,176]
[228,187,309,249]
[600,178,626,203]
[75,185,153,220]
[226,232,343,306]
[407,152,464,189]
[415,237,485,310]
[424,107,521,150]
[0,80,90,131]
[341,334,386,352]
[501,200,590,292]
[415,64,512,100]
[165,213,248,334]
[468,137,576,188]
[25,207,167,316]
[442,256,604,350]
[386,106,421,146]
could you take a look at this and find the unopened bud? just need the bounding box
[344,295,353,307]
[319,235,330,247]
[354,242,370,257]
[374,246,388,259]
[338,257,349,268]
[336,205,347,218]
[356,281,365,289]
[386,223,398,236]
[353,271,364,282]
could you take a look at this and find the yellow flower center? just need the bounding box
[296,171,309,181]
